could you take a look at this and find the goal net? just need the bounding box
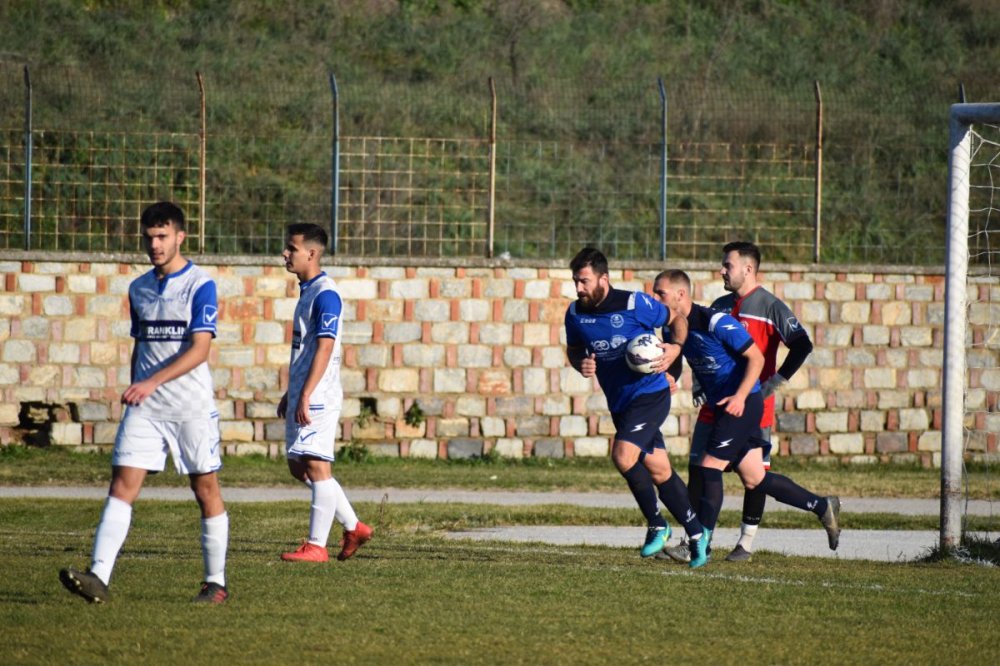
[942,103,1000,549]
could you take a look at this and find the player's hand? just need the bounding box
[666,374,679,395]
[760,374,788,399]
[277,393,288,419]
[121,378,159,407]
[650,342,680,374]
[716,393,746,417]
[295,392,312,426]
[580,352,597,378]
[692,389,707,409]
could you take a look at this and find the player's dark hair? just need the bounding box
[570,247,608,276]
[654,269,691,291]
[287,222,329,249]
[723,241,761,271]
[140,201,185,231]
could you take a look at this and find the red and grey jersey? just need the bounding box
[698,285,810,428]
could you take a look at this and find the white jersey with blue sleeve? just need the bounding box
[288,272,344,413]
[127,261,218,422]
[564,288,670,413]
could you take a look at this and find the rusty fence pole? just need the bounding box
[487,77,497,259]
[23,65,33,250]
[196,71,207,253]
[813,80,823,263]
[658,77,668,261]
[329,71,340,254]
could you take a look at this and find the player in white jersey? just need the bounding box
[60,202,229,604]
[278,223,372,563]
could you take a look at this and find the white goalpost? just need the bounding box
[942,102,1000,550]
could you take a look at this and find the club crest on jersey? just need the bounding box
[202,305,218,324]
[787,316,801,331]
[610,314,624,328]
[592,339,611,351]
[610,335,628,348]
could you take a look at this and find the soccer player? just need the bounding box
[665,241,814,563]
[278,223,372,563]
[652,269,839,568]
[564,247,708,565]
[60,202,230,604]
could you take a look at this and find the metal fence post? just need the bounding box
[813,80,823,263]
[658,77,667,261]
[329,71,340,254]
[23,65,32,251]
[197,72,207,253]
[487,77,497,259]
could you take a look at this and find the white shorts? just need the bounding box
[285,405,341,463]
[113,409,222,475]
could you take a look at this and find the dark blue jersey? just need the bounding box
[565,288,670,413]
[670,303,761,405]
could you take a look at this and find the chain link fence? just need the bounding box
[0,63,955,263]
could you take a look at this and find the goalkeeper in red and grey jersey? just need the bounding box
[666,241,814,563]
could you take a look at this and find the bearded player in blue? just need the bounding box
[565,247,708,564]
[653,269,840,568]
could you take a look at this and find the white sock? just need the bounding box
[201,512,229,587]
[329,477,359,531]
[90,496,132,585]
[736,523,759,551]
[308,479,338,547]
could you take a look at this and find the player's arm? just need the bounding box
[122,332,213,406]
[717,342,764,417]
[294,337,334,426]
[567,344,596,378]
[763,335,813,397]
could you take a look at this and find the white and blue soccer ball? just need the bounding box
[625,333,663,373]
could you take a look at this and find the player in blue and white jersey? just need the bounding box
[652,269,840,568]
[278,223,372,563]
[565,247,707,564]
[60,202,229,604]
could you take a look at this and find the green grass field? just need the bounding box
[2,499,999,665]
[2,449,1000,664]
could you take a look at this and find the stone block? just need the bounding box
[439,279,470,298]
[67,275,97,293]
[533,438,565,458]
[817,368,853,390]
[903,285,934,302]
[795,390,826,410]
[389,279,429,300]
[559,415,588,437]
[434,369,467,393]
[48,343,81,364]
[824,282,855,301]
[220,421,254,442]
[402,344,443,367]
[459,299,491,321]
[0,403,18,425]
[864,368,895,389]
[789,434,819,455]
[906,368,939,388]
[560,367,594,395]
[431,322,469,344]
[522,323,551,346]
[252,277,291,297]
[18,274,56,292]
[860,411,885,432]
[899,327,933,347]
[574,437,609,457]
[495,397,534,416]
[254,322,285,344]
[877,391,910,409]
[917,431,941,452]
[94,422,119,444]
[370,267,407,279]
[406,439,438,459]
[477,370,512,395]
[862,326,890,345]
[876,432,908,453]
[378,369,420,393]
[865,283,892,300]
[358,345,390,367]
[494,438,524,458]
[414,299,449,321]
[448,438,484,459]
[821,326,853,346]
[368,443,401,457]
[880,301,911,326]
[384,322,422,343]
[273,298,297,320]
[515,416,549,436]
[776,412,806,433]
[437,418,470,437]
[43,295,74,316]
[828,433,864,454]
[341,321,373,345]
[783,282,814,300]
[219,348,255,367]
[64,318,97,342]
[457,345,492,367]
[541,396,571,416]
[21,317,50,339]
[3,340,36,363]
[899,408,929,431]
[480,416,506,437]
[482,278,514,298]
[51,422,83,446]
[541,347,567,368]
[800,301,828,324]
[522,367,548,395]
[503,347,532,367]
[478,324,512,345]
[455,396,486,417]
[815,411,848,433]
[501,300,528,323]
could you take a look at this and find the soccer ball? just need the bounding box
[625,333,663,373]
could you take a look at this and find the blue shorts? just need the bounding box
[700,392,769,465]
[611,388,670,455]
[691,421,772,468]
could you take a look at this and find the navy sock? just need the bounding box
[686,464,704,507]
[697,467,724,530]
[757,473,827,516]
[742,485,767,526]
[621,463,666,528]
[656,471,703,538]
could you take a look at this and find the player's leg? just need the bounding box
[610,390,671,556]
[728,427,771,562]
[175,414,229,603]
[60,413,163,602]
[663,419,712,563]
[644,446,704,541]
[736,447,841,550]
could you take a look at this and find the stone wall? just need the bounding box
[1,251,997,467]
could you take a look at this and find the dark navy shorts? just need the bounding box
[611,388,670,455]
[703,391,769,464]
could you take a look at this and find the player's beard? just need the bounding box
[578,283,607,309]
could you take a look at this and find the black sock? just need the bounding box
[686,463,704,507]
[757,473,827,516]
[741,485,767,526]
[656,471,703,538]
[698,467,724,530]
[621,462,666,528]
